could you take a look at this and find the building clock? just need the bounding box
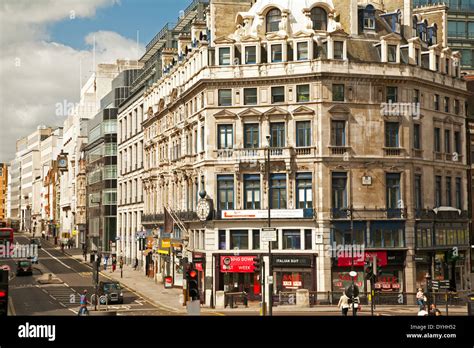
[196,198,211,221]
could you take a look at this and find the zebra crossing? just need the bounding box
[40,285,84,308]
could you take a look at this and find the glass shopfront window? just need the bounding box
[275,270,311,292]
[369,222,404,248]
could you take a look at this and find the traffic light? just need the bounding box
[364,260,373,280]
[253,256,261,273]
[186,265,199,301]
[0,270,8,316]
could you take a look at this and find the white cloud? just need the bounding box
[0,0,144,162]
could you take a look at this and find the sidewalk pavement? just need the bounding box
[50,242,468,316]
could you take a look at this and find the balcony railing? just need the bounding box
[295,146,313,156]
[412,149,423,158]
[384,147,402,156]
[329,146,349,156]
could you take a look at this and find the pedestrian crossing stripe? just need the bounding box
[79,272,92,277]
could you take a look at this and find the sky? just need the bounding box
[0,0,193,163]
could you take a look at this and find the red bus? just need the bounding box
[0,228,14,246]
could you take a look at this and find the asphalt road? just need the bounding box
[1,233,171,316]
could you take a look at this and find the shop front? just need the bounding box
[332,250,405,296]
[217,254,260,301]
[272,254,317,293]
[171,243,184,287]
[415,221,470,290]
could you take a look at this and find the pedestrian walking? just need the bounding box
[350,295,361,316]
[103,255,108,271]
[82,243,88,262]
[338,292,350,316]
[112,255,117,272]
[60,242,65,253]
[78,290,89,316]
[416,288,425,310]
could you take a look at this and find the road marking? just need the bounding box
[8,296,16,316]
[40,247,74,271]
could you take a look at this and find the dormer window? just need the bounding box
[245,46,257,64]
[311,7,327,31]
[334,41,344,59]
[219,47,231,65]
[381,10,401,33]
[271,44,283,62]
[266,8,281,33]
[297,42,309,60]
[363,5,376,30]
[428,24,437,45]
[388,45,397,63]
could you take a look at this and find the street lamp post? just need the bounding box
[266,135,273,316]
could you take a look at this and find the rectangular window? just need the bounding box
[296,121,311,147]
[454,131,461,155]
[217,175,234,210]
[434,127,441,152]
[230,230,249,250]
[219,47,231,65]
[282,230,301,250]
[413,123,421,149]
[388,45,397,62]
[304,229,312,250]
[446,177,452,207]
[217,124,233,149]
[370,225,404,248]
[270,122,285,147]
[414,174,422,210]
[445,58,450,74]
[332,84,345,101]
[105,143,117,156]
[102,189,117,205]
[271,44,283,62]
[244,174,261,209]
[386,173,401,209]
[296,84,310,102]
[270,173,287,209]
[218,230,226,250]
[244,124,259,149]
[444,97,450,113]
[103,165,117,180]
[332,172,347,209]
[296,173,313,209]
[244,88,258,105]
[435,175,442,207]
[218,89,232,106]
[434,94,439,110]
[385,122,399,147]
[271,86,285,103]
[103,120,117,134]
[445,129,451,153]
[334,41,344,59]
[413,89,420,104]
[245,46,257,64]
[454,99,460,115]
[386,86,398,103]
[297,42,308,60]
[455,177,462,209]
[252,230,260,250]
[201,126,205,152]
[331,120,346,146]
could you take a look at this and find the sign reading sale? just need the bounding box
[220,256,256,273]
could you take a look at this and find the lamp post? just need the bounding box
[265,134,273,316]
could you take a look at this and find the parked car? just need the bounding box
[30,238,41,249]
[16,260,33,276]
[98,281,123,304]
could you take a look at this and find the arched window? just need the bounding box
[266,8,281,33]
[428,23,437,45]
[311,7,327,31]
[363,5,375,30]
[412,16,418,37]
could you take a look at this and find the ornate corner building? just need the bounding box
[130,0,471,306]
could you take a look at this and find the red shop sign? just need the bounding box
[195,263,203,271]
[337,251,388,267]
[220,255,256,273]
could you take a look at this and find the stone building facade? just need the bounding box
[141,0,470,306]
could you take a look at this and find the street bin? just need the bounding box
[467,293,474,316]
